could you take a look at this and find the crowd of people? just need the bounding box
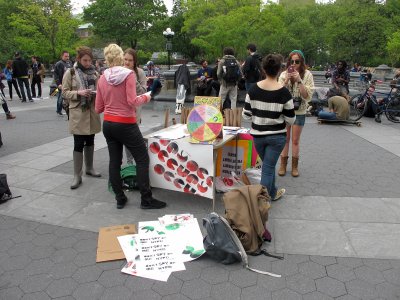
[2,42,397,208]
[0,52,47,121]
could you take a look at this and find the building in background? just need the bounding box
[76,23,93,38]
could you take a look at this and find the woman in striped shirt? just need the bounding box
[242,54,295,201]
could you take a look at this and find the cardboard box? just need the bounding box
[96,224,137,263]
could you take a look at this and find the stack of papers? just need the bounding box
[223,126,249,135]
[117,213,205,282]
[149,124,190,140]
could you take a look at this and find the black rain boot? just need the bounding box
[71,151,83,189]
[84,145,101,177]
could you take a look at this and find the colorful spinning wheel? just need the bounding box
[187,105,223,142]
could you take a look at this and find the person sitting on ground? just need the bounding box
[196,59,213,96]
[318,96,349,121]
[332,60,350,96]
[145,61,162,97]
[242,54,295,201]
[95,44,166,210]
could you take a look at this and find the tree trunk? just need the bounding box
[130,39,137,49]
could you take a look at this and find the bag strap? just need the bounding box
[216,213,281,278]
[249,249,284,260]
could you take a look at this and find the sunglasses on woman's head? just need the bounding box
[290,60,300,65]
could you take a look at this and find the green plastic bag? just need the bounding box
[108,165,138,194]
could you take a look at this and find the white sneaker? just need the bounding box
[273,188,285,201]
[175,103,182,115]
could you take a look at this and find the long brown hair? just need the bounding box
[124,48,138,77]
[286,51,306,79]
[76,46,93,60]
[5,60,13,70]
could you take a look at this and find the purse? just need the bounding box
[197,79,207,90]
[293,97,302,110]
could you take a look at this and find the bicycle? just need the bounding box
[350,80,400,123]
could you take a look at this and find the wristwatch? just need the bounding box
[297,80,303,85]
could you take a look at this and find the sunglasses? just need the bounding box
[290,59,301,65]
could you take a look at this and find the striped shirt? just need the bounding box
[242,85,296,136]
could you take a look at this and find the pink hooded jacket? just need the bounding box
[95,66,150,124]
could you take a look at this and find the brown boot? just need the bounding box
[278,156,288,176]
[6,113,16,120]
[292,157,299,177]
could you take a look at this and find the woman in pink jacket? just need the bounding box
[95,44,166,210]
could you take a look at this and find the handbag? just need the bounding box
[197,79,207,90]
[293,97,302,110]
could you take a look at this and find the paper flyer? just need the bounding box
[118,233,185,282]
[116,214,205,281]
[139,218,205,262]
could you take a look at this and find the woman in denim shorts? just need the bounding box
[278,50,314,177]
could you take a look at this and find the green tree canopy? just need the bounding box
[8,0,79,62]
[83,0,167,49]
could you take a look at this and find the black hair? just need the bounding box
[223,47,234,56]
[337,60,347,69]
[247,43,256,52]
[199,59,207,65]
[262,54,283,77]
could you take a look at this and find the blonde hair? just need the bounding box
[104,44,123,67]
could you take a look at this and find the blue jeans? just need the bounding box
[253,134,286,199]
[56,91,63,113]
[245,82,256,92]
[318,111,337,120]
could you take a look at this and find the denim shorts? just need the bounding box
[294,114,306,126]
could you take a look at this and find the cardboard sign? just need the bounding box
[194,96,222,110]
[237,133,260,167]
[96,224,137,262]
[216,139,252,177]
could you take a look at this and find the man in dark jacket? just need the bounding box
[12,52,33,102]
[242,43,262,91]
[53,50,71,116]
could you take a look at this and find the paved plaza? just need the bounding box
[1,80,400,299]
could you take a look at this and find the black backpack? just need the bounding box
[252,55,262,81]
[222,58,240,84]
[0,174,12,204]
[203,212,282,276]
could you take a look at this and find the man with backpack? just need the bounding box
[242,43,262,91]
[53,50,72,116]
[217,47,242,109]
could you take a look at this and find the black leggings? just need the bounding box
[102,121,152,200]
[7,79,22,99]
[73,134,95,152]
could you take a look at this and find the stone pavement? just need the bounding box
[1,86,400,299]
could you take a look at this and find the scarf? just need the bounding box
[76,62,97,111]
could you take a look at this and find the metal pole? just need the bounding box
[168,49,171,70]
